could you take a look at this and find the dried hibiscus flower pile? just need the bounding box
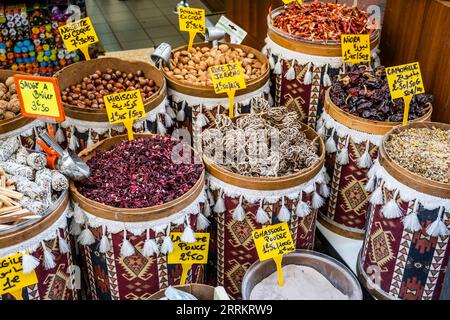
[77,137,203,208]
[202,104,320,178]
[271,1,372,41]
[330,65,433,122]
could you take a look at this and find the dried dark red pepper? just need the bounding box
[330,65,433,122]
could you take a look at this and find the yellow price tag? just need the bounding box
[341,34,371,64]
[104,90,146,141]
[58,17,99,61]
[282,0,303,5]
[209,62,247,118]
[252,222,295,287]
[14,75,65,122]
[386,62,425,125]
[178,7,205,50]
[0,253,38,300]
[168,232,210,285]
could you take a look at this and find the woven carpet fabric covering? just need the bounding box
[0,205,78,301]
[264,36,380,128]
[359,161,450,300]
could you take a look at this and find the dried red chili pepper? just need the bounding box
[272,1,371,42]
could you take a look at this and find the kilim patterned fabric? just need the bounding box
[209,190,317,299]
[0,229,78,300]
[79,213,206,300]
[361,193,450,300]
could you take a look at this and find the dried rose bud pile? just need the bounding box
[61,69,160,109]
[330,65,433,122]
[202,104,320,178]
[272,1,372,41]
[164,44,267,87]
[0,77,21,121]
[77,137,203,208]
[385,127,450,183]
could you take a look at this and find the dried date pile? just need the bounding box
[77,137,203,208]
[0,77,21,121]
[61,69,160,109]
[330,66,433,122]
[272,1,371,41]
[385,127,449,184]
[164,44,267,87]
[202,105,320,177]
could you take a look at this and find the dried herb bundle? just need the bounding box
[330,65,433,122]
[385,127,449,183]
[77,137,203,208]
[202,106,320,177]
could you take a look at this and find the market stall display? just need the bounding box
[202,104,326,298]
[162,42,270,148]
[0,136,76,300]
[0,70,44,149]
[241,250,362,300]
[264,1,380,127]
[70,134,209,300]
[317,65,433,239]
[55,58,170,153]
[358,122,450,300]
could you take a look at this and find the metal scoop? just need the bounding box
[39,131,90,181]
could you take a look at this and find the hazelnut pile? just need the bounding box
[61,69,160,109]
[0,77,21,121]
[164,44,268,87]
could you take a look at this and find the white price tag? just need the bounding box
[215,16,247,44]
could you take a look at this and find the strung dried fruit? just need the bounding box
[61,69,160,109]
[271,1,372,42]
[77,137,204,208]
[385,127,449,183]
[330,65,433,122]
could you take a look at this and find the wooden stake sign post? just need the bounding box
[386,62,425,125]
[14,75,65,122]
[209,62,247,118]
[341,34,371,64]
[104,90,146,141]
[0,253,38,300]
[252,222,295,287]
[178,7,205,50]
[58,17,99,61]
[168,233,210,285]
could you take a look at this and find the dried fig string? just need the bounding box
[202,106,320,177]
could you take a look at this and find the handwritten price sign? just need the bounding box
[59,17,99,60]
[104,90,146,141]
[282,0,303,5]
[341,34,371,64]
[0,253,38,300]
[14,75,65,122]
[178,7,205,50]
[168,233,210,285]
[386,62,425,125]
[252,222,295,287]
[209,62,247,118]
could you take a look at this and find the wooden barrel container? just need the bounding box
[265,6,381,127]
[204,120,327,299]
[149,284,225,300]
[357,122,450,300]
[0,192,79,300]
[69,134,209,300]
[162,42,270,148]
[54,58,170,153]
[0,70,44,149]
[317,90,432,239]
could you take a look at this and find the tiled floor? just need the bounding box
[86,0,213,52]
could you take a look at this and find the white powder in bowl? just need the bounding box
[249,265,349,300]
